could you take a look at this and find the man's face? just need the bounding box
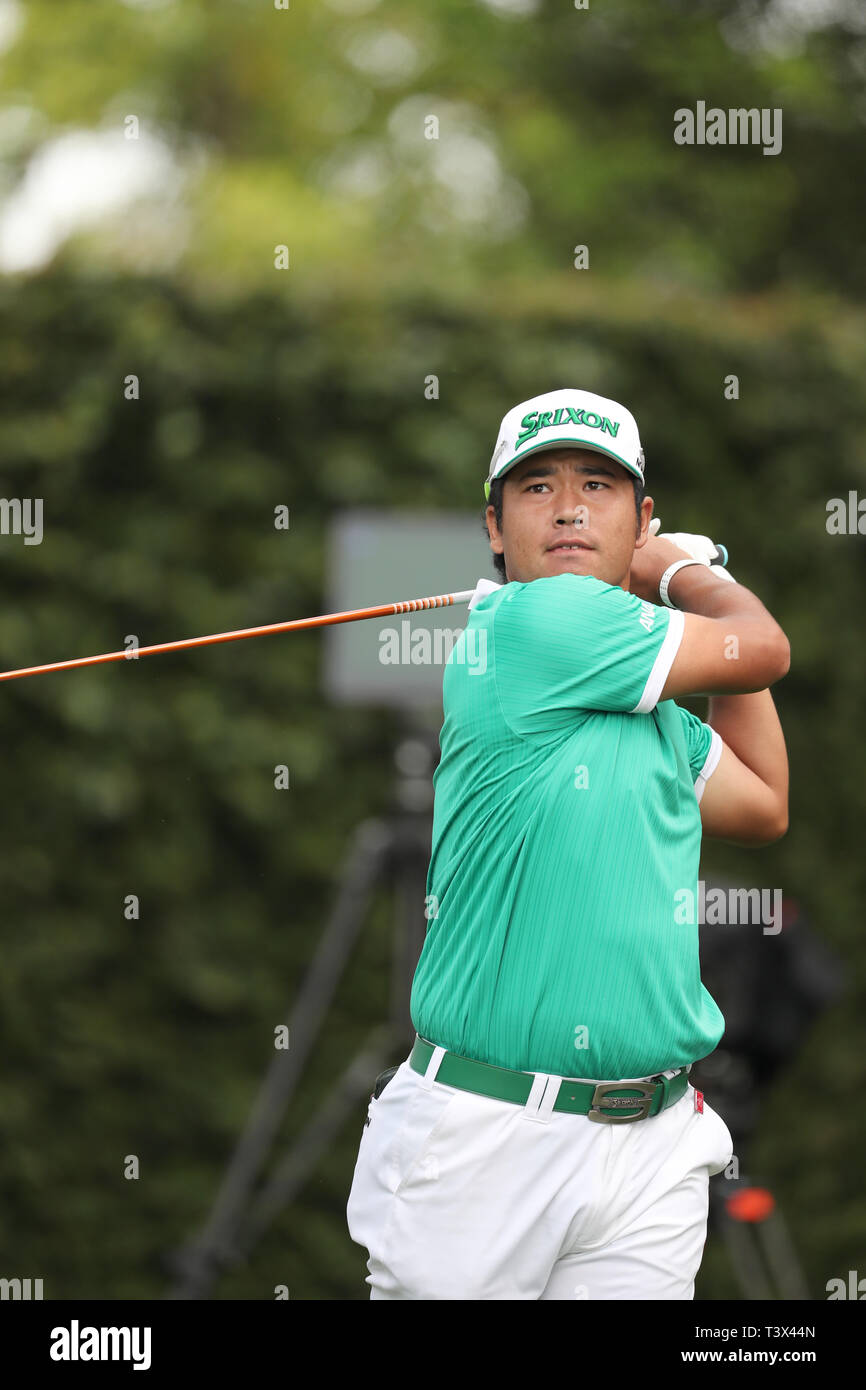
[486,448,654,588]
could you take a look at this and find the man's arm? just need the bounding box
[698,692,788,845]
[628,535,790,844]
[628,534,790,697]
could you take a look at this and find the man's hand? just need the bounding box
[627,531,704,605]
[629,523,735,604]
[648,518,735,581]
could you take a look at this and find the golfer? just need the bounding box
[346,386,790,1300]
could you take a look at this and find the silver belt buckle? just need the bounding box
[587,1079,658,1123]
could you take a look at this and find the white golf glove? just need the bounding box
[648,518,736,582]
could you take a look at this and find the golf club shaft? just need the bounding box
[0,590,477,683]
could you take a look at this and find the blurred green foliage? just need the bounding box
[2,0,865,296]
[0,272,864,1299]
[0,0,864,1300]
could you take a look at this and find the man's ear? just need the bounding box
[486,503,504,555]
[633,496,654,549]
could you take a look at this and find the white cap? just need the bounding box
[484,388,645,501]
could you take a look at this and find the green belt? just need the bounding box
[409,1035,690,1124]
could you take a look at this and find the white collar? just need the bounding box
[467,577,503,611]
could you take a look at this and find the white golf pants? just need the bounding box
[346,1048,734,1300]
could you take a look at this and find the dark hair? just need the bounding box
[482,471,646,583]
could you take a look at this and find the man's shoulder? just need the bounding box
[497,573,626,617]
[506,572,614,598]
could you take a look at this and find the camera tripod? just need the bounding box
[165,724,440,1300]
